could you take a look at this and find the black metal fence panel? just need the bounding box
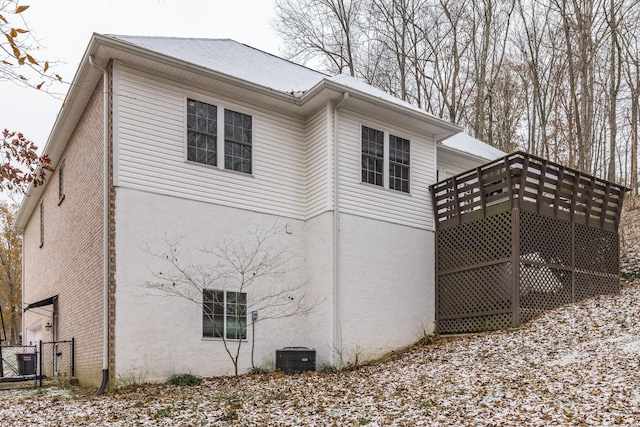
[39,340,74,386]
[0,345,38,389]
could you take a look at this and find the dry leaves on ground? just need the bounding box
[2,280,640,426]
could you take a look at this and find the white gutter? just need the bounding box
[332,92,349,365]
[88,55,110,394]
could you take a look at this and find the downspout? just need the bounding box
[21,231,24,345]
[89,55,110,395]
[332,92,349,365]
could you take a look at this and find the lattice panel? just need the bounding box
[439,313,513,334]
[575,224,619,275]
[438,263,511,326]
[519,264,572,323]
[520,211,571,266]
[438,211,512,272]
[575,272,620,301]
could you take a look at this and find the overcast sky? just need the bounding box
[2,0,282,151]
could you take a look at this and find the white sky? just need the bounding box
[1,0,282,151]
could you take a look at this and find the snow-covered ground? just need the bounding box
[2,280,640,426]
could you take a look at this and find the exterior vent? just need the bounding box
[275,347,316,374]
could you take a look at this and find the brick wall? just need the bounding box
[22,76,107,387]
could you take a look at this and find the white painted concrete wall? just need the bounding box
[301,212,335,367]
[335,213,435,365]
[114,188,318,381]
[114,188,436,378]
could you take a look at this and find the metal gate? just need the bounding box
[39,339,74,386]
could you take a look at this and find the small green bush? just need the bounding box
[166,373,202,386]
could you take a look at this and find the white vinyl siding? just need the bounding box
[337,110,436,229]
[305,106,331,218]
[115,65,307,219]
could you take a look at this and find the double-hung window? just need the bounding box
[187,99,218,167]
[361,126,384,186]
[202,290,247,340]
[389,135,410,193]
[361,126,410,193]
[187,98,252,174]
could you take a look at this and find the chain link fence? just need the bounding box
[0,345,38,390]
[39,339,74,387]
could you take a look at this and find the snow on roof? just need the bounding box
[440,132,505,161]
[104,35,457,129]
[106,35,328,93]
[327,74,445,120]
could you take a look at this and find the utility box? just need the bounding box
[275,347,316,374]
[15,352,36,375]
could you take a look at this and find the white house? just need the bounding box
[16,33,502,388]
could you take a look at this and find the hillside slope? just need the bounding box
[1,278,640,425]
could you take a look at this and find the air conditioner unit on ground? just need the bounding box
[275,347,316,374]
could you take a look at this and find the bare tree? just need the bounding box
[272,0,639,185]
[418,0,474,123]
[273,0,366,75]
[467,0,516,144]
[144,223,316,376]
[620,2,640,199]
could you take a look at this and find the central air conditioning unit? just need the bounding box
[275,347,316,374]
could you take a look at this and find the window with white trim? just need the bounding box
[203,290,247,340]
[186,98,252,174]
[361,126,410,193]
[187,99,217,166]
[224,109,252,173]
[361,126,384,186]
[389,135,410,193]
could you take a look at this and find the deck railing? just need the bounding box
[431,151,627,233]
[430,151,628,334]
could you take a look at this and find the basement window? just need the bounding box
[203,290,247,340]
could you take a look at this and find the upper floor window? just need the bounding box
[362,126,384,186]
[203,290,247,340]
[361,126,410,193]
[187,99,217,167]
[224,110,252,174]
[58,161,66,204]
[389,135,410,193]
[186,99,252,174]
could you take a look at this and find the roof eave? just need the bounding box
[15,35,106,231]
[96,34,302,105]
[437,142,503,164]
[300,78,462,138]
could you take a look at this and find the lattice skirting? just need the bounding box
[436,209,620,334]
